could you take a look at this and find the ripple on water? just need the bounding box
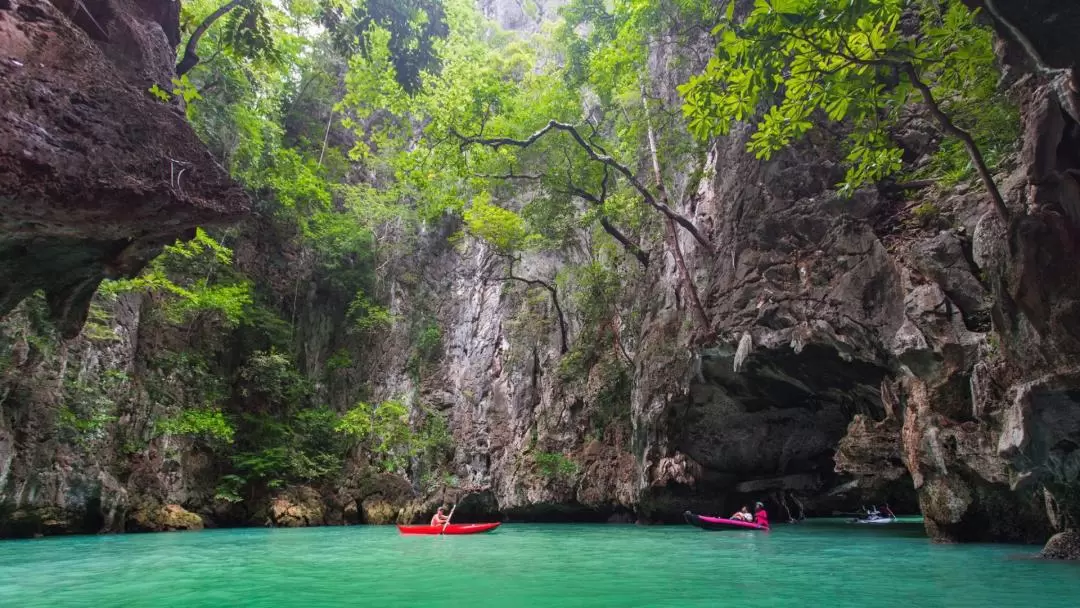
[1,521,1079,607]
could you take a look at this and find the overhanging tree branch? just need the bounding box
[451,121,713,249]
[783,29,1012,223]
[176,0,250,77]
[564,182,651,268]
[899,62,1011,223]
[471,168,650,267]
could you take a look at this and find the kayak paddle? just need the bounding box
[440,503,457,535]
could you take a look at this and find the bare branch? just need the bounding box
[473,172,543,180]
[450,121,712,249]
[484,256,569,354]
[564,183,651,268]
[642,86,711,338]
[599,217,650,268]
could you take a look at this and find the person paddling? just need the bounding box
[430,505,450,527]
[753,502,769,529]
[730,506,752,522]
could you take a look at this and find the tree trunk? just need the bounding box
[641,86,712,337]
[901,63,1012,223]
[176,0,249,77]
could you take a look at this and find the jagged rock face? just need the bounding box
[631,1,1080,538]
[359,228,642,520]
[0,0,247,337]
[1041,529,1080,560]
[629,115,913,519]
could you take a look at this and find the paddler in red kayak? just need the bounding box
[430,505,451,527]
[754,502,769,528]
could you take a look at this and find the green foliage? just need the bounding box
[143,351,229,416]
[556,347,591,384]
[238,349,312,408]
[100,228,252,328]
[57,405,117,444]
[347,293,393,334]
[416,324,442,359]
[406,321,443,378]
[214,474,247,503]
[231,405,350,487]
[911,201,941,227]
[59,370,128,445]
[326,348,354,372]
[534,451,578,480]
[555,261,626,382]
[157,407,235,444]
[83,303,120,343]
[0,292,58,363]
[679,0,1014,194]
[336,399,414,472]
[266,148,333,213]
[589,360,632,440]
[148,75,202,104]
[416,406,453,467]
[463,193,529,253]
[323,0,450,95]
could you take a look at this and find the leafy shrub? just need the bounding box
[238,349,312,408]
[407,321,442,378]
[156,408,235,444]
[912,202,941,227]
[100,228,253,328]
[337,399,414,472]
[326,348,354,372]
[347,293,393,333]
[214,474,247,503]
[534,451,578,480]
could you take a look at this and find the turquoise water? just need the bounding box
[2,520,1078,607]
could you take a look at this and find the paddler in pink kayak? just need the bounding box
[729,506,753,522]
[754,502,769,528]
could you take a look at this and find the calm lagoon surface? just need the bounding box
[2,519,1078,607]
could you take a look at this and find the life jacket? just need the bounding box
[754,509,769,528]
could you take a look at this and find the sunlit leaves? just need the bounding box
[100,229,253,328]
[322,0,449,94]
[463,193,529,253]
[336,399,417,472]
[680,0,1014,191]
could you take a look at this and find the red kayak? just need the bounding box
[397,522,501,535]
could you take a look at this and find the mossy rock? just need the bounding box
[129,503,204,532]
[266,486,325,527]
[360,498,400,525]
[0,506,75,538]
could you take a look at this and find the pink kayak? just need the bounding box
[684,511,768,531]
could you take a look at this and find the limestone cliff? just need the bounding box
[2,0,1080,551]
[0,0,248,336]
